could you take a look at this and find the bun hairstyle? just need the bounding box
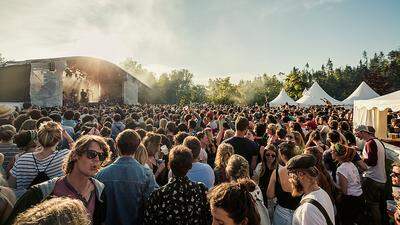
[14,130,37,149]
[208,179,260,225]
[37,121,62,148]
[333,143,355,162]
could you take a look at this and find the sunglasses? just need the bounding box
[265,153,276,158]
[84,150,107,162]
[391,172,400,178]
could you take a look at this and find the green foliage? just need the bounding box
[282,48,400,100]
[284,67,308,100]
[118,48,400,105]
[207,77,239,105]
[237,74,283,105]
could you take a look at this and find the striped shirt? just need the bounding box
[10,149,70,191]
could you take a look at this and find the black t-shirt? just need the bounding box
[224,136,258,167]
[343,130,356,146]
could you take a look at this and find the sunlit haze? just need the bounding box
[0,0,399,84]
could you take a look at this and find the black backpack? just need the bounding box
[29,152,58,187]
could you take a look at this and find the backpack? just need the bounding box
[29,152,58,187]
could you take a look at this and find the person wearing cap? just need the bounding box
[355,124,387,225]
[0,105,15,126]
[288,154,335,225]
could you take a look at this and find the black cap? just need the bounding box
[287,154,316,172]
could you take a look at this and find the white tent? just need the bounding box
[342,81,380,105]
[296,82,342,106]
[354,90,400,138]
[302,88,309,96]
[270,89,297,106]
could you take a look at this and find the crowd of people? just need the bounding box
[0,101,398,225]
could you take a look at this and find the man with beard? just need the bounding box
[287,154,335,225]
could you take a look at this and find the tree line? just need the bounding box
[122,48,400,105]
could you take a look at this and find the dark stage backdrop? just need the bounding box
[0,64,31,102]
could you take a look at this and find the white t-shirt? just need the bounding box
[336,162,363,196]
[198,148,208,164]
[292,188,335,225]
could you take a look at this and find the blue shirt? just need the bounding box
[187,162,215,189]
[95,157,158,225]
[62,119,76,128]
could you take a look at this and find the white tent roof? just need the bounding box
[296,82,342,105]
[342,81,380,105]
[354,90,400,111]
[302,88,309,96]
[270,89,297,106]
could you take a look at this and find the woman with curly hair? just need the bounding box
[12,197,91,225]
[5,135,110,225]
[208,178,261,225]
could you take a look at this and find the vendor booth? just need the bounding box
[353,90,400,139]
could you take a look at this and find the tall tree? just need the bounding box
[207,77,239,105]
[284,67,307,100]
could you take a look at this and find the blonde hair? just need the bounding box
[267,123,277,134]
[63,135,110,174]
[133,144,148,165]
[292,131,305,154]
[214,143,234,170]
[37,121,62,148]
[0,124,16,142]
[13,197,91,225]
[224,129,235,140]
[226,154,250,181]
[159,119,167,130]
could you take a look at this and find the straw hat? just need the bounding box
[0,105,14,119]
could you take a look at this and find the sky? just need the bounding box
[0,0,399,84]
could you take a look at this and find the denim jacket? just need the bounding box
[96,156,158,225]
[111,121,125,139]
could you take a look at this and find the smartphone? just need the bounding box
[161,145,169,155]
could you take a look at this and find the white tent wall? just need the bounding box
[353,106,388,138]
[353,90,400,139]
